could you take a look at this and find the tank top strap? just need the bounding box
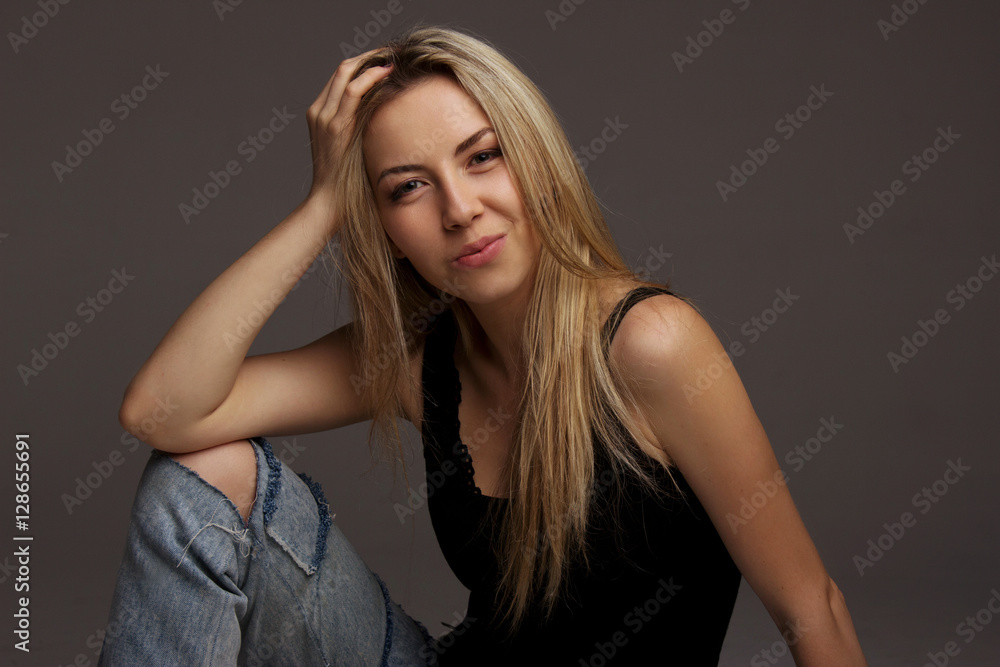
[601,286,677,359]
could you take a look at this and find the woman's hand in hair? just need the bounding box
[304,50,393,221]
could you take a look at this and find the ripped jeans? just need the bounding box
[97,436,441,666]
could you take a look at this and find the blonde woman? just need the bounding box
[99,25,867,666]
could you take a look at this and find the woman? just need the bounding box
[99,25,866,666]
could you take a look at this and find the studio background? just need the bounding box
[2,1,998,664]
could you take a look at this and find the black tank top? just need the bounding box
[419,286,741,666]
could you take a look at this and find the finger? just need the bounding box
[307,51,391,151]
[329,61,394,125]
[308,48,388,123]
[318,48,391,116]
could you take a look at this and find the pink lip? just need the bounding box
[452,235,506,269]
[454,233,506,260]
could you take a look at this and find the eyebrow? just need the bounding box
[375,127,496,185]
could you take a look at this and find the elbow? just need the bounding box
[788,576,852,633]
[118,399,156,448]
[118,392,180,452]
[784,577,866,666]
[824,576,856,638]
[768,576,858,647]
[826,576,847,610]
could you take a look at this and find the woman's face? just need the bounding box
[363,74,541,308]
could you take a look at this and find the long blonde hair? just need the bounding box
[329,24,701,637]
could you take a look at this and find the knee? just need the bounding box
[167,440,258,523]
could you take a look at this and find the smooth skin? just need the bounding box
[120,50,867,664]
[612,297,868,664]
[360,73,867,663]
[120,51,399,521]
[363,75,544,392]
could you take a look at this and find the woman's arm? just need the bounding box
[611,294,867,666]
[120,53,394,452]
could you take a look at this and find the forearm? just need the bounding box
[120,197,338,442]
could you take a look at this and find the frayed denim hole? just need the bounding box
[176,498,253,566]
[154,448,246,525]
[257,439,332,577]
[371,571,394,667]
[244,440,267,550]
[150,450,256,566]
[295,472,333,572]
[250,436,282,527]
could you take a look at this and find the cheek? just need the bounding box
[381,214,433,262]
[376,213,405,256]
[488,167,527,214]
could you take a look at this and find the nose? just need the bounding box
[439,173,484,229]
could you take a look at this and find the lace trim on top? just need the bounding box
[440,285,676,499]
[448,355,484,497]
[427,309,488,498]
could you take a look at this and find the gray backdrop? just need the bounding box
[2,1,998,664]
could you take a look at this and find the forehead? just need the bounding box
[363,75,490,170]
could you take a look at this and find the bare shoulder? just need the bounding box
[607,290,713,374]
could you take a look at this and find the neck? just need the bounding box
[464,302,526,387]
[459,275,538,389]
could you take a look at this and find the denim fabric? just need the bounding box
[97,436,439,666]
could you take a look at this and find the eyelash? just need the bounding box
[389,148,503,202]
